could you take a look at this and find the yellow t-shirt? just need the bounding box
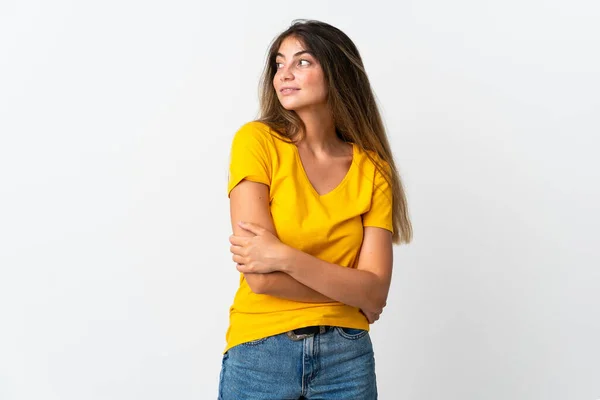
[224,121,393,353]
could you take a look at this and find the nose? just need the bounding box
[279,65,294,82]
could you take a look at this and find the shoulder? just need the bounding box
[232,121,290,151]
[234,121,269,140]
[235,121,286,140]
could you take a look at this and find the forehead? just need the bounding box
[276,36,307,55]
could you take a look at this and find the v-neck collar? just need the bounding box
[292,142,356,198]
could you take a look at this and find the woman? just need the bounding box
[219,19,412,399]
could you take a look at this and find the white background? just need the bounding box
[1,0,599,399]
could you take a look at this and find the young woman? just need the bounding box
[219,19,412,400]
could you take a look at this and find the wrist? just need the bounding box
[280,245,297,274]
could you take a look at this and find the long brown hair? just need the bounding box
[256,19,412,245]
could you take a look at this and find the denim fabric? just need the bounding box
[218,327,377,399]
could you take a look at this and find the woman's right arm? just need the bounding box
[230,179,335,303]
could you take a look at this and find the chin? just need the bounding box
[279,100,304,111]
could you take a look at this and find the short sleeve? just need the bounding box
[227,123,272,197]
[362,161,394,233]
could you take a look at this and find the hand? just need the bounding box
[361,299,386,324]
[230,221,290,274]
[361,309,381,324]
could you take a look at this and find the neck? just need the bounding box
[295,106,341,153]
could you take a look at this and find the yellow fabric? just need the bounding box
[224,121,393,353]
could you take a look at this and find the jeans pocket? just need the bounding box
[336,327,369,340]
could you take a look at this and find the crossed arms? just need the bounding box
[229,179,393,320]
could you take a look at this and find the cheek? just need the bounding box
[303,73,327,95]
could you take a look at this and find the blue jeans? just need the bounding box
[218,326,377,399]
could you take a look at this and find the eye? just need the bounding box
[275,62,283,69]
[298,59,310,66]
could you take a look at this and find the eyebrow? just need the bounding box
[275,50,313,59]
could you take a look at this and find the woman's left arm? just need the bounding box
[283,226,393,314]
[231,222,393,314]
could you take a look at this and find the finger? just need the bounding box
[238,221,265,235]
[229,235,249,246]
[236,262,255,274]
[371,312,381,323]
[232,254,247,265]
[229,244,245,256]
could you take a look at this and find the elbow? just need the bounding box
[244,273,269,294]
[367,276,389,312]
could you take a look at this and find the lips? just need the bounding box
[280,87,300,94]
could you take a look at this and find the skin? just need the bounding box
[228,36,393,323]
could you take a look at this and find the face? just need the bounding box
[273,36,328,112]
